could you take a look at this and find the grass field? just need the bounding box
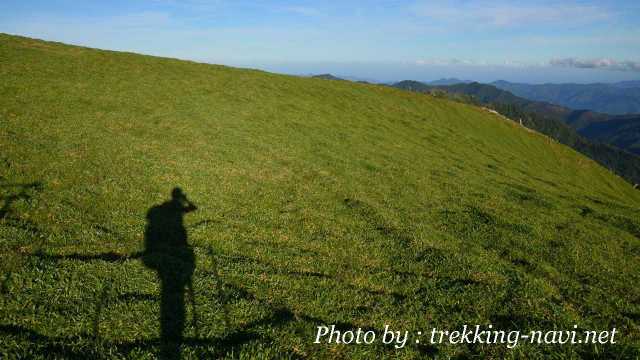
[1,34,640,359]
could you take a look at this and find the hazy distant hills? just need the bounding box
[612,80,640,89]
[312,75,473,86]
[427,78,473,86]
[392,80,640,184]
[311,73,344,81]
[492,80,640,115]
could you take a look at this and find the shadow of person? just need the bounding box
[142,187,197,359]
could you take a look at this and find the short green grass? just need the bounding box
[1,34,640,359]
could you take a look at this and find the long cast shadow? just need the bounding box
[0,323,262,359]
[142,187,197,359]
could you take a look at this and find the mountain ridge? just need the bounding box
[491,80,640,115]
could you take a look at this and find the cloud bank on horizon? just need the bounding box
[0,0,638,83]
[550,58,640,72]
[413,57,640,73]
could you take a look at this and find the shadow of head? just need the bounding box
[143,187,197,254]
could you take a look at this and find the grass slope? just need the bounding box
[1,34,640,359]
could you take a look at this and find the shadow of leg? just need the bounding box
[159,268,186,360]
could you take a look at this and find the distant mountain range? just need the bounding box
[612,80,640,89]
[311,74,375,84]
[491,80,640,115]
[391,80,640,184]
[566,112,640,156]
[316,74,640,115]
[426,78,473,86]
[311,73,344,81]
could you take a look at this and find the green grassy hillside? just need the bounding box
[1,34,639,359]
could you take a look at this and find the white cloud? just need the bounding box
[412,57,640,71]
[413,58,541,67]
[550,58,640,72]
[415,58,482,66]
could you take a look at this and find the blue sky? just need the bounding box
[1,0,639,83]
